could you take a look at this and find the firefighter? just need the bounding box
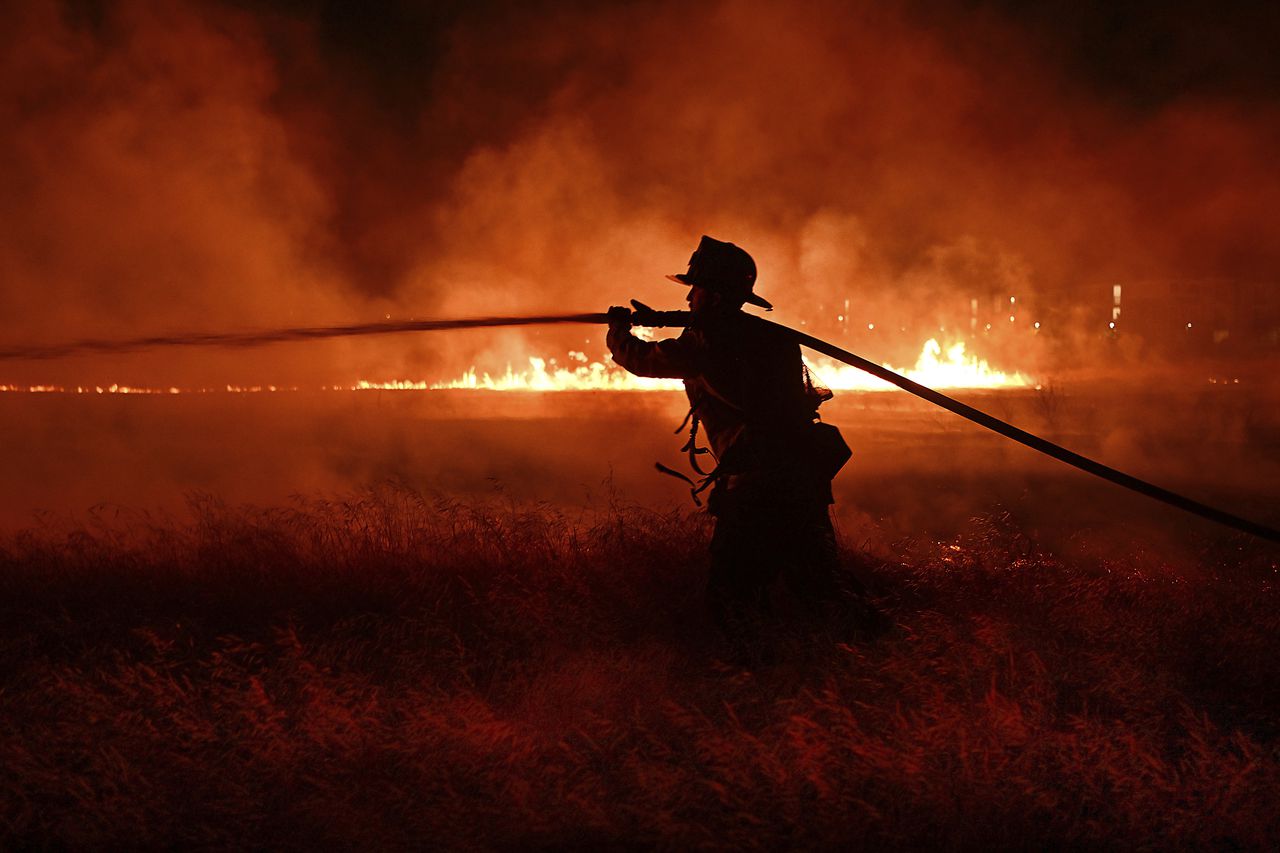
[608,235,880,642]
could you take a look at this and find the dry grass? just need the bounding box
[1,484,1278,850]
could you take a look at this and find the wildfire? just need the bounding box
[0,339,1030,394]
[811,339,1028,391]
[428,339,1028,392]
[0,383,185,394]
[429,353,681,391]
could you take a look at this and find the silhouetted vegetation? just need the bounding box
[2,485,1278,849]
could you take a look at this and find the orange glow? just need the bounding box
[429,338,1029,392]
[0,383,183,394]
[0,339,1032,394]
[0,384,290,394]
[428,356,681,391]
[809,339,1028,390]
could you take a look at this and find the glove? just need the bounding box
[629,299,660,327]
[607,305,632,330]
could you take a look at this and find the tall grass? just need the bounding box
[2,485,1277,849]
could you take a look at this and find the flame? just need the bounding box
[809,339,1028,390]
[0,339,1030,393]
[0,383,288,394]
[0,383,185,394]
[429,353,680,391]
[429,338,1028,391]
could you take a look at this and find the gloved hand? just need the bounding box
[629,299,660,327]
[607,305,632,330]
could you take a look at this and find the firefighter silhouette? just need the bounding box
[608,236,880,642]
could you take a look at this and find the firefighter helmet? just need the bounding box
[666,235,772,310]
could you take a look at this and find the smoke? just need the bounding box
[2,0,1279,388]
[3,387,1274,546]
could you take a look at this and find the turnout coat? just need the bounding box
[606,311,836,505]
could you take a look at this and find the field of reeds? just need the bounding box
[2,483,1279,850]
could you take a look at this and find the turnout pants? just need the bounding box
[706,474,856,621]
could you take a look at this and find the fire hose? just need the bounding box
[2,308,1277,544]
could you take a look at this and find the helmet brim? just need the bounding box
[665,274,773,310]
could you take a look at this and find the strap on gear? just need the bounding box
[656,402,720,504]
[653,462,720,507]
[676,404,713,476]
[655,367,832,507]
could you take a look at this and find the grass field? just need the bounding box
[2,483,1278,850]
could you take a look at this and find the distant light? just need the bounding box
[867,323,874,330]
[1009,296,1016,304]
[1033,321,1041,329]
[385,313,391,319]
[837,314,844,322]
[1186,322,1193,329]
[984,323,991,330]
[1009,315,1015,322]
[1108,321,1115,329]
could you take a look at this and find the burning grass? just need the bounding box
[2,485,1278,849]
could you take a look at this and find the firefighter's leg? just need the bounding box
[780,502,842,602]
[707,494,783,658]
[784,502,888,637]
[708,508,775,614]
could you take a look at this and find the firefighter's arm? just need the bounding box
[606,306,699,379]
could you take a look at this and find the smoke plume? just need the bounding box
[3,0,1278,387]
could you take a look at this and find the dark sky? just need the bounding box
[985,0,1280,106]
[228,0,1280,114]
[231,0,1280,103]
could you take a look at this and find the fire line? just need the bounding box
[2,310,1276,543]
